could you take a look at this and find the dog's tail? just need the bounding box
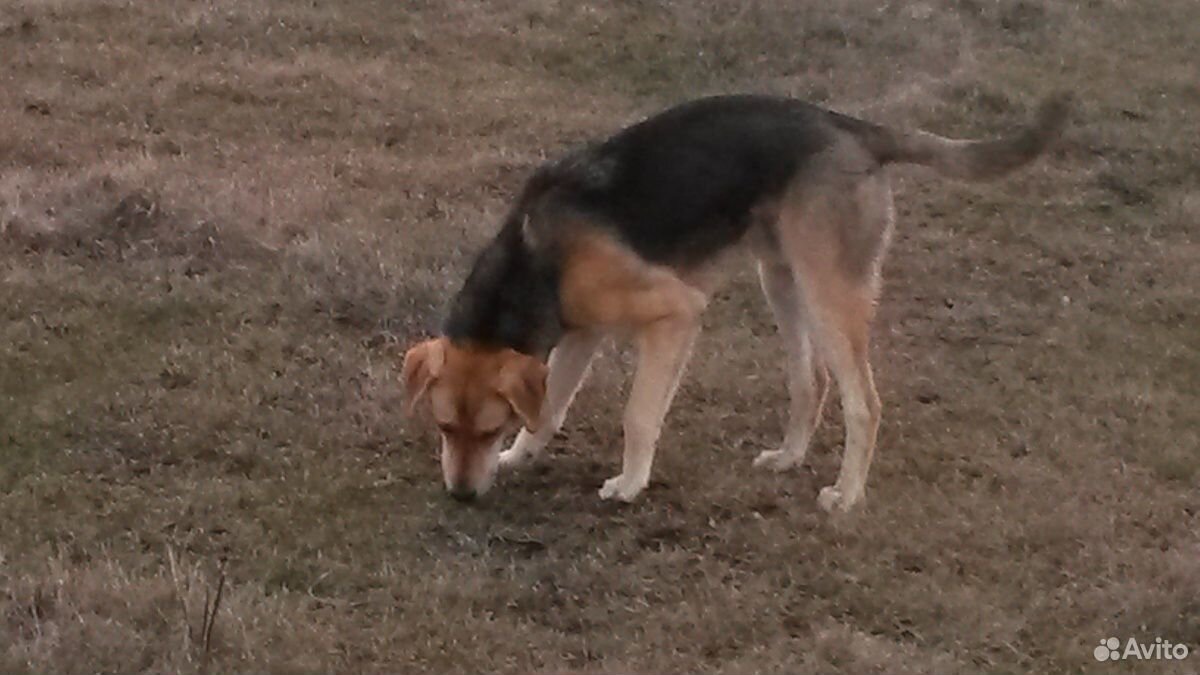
[849,94,1070,181]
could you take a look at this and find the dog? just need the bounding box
[403,93,1067,509]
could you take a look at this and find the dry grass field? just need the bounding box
[1,1,1197,673]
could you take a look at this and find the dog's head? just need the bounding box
[402,337,547,500]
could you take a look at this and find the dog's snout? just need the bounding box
[448,485,477,502]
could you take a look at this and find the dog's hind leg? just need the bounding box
[805,278,880,513]
[778,174,891,512]
[753,260,829,472]
[499,330,603,468]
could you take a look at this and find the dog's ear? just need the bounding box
[496,350,548,432]
[401,338,446,416]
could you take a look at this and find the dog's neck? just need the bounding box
[442,217,563,360]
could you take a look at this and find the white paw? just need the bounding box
[497,448,529,470]
[817,485,864,513]
[598,474,647,502]
[752,449,803,472]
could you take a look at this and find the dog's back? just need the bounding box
[542,96,835,268]
[513,94,1067,274]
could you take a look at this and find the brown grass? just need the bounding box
[1,0,1197,673]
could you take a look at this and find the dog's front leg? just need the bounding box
[500,331,603,469]
[599,316,699,502]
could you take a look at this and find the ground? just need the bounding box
[1,1,1197,673]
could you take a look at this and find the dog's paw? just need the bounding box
[817,485,864,513]
[599,474,647,502]
[499,432,544,470]
[497,448,530,470]
[752,449,803,472]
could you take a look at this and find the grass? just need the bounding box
[1,0,1197,673]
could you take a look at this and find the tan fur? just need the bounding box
[403,338,547,496]
[558,231,707,331]
[401,338,444,416]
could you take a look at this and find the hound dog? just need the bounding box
[402,94,1067,510]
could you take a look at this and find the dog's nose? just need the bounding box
[448,486,477,502]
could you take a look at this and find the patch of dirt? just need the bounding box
[2,177,268,270]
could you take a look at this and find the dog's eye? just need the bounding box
[437,423,458,435]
